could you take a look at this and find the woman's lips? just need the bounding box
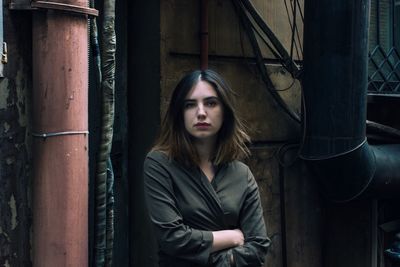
[194,122,211,128]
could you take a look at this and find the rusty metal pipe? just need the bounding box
[200,0,208,70]
[32,2,89,266]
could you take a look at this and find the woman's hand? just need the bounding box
[211,229,244,252]
[231,229,244,246]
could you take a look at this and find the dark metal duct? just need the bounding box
[300,0,400,202]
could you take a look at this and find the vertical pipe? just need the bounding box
[300,0,374,201]
[200,0,208,70]
[301,0,370,159]
[32,3,89,266]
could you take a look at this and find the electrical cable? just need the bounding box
[283,0,303,60]
[239,0,301,78]
[288,0,303,59]
[232,0,301,122]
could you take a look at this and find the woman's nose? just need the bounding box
[197,104,206,117]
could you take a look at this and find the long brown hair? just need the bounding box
[152,69,250,166]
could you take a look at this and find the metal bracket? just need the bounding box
[9,0,99,17]
[31,130,89,138]
[31,1,98,16]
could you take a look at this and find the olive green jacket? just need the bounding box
[144,151,270,267]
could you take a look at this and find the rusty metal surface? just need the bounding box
[32,6,88,267]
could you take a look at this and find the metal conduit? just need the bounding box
[93,0,116,265]
[200,0,208,70]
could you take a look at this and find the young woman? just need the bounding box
[144,69,270,267]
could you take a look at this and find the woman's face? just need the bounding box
[183,80,224,142]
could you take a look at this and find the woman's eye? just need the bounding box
[184,102,196,109]
[205,101,217,107]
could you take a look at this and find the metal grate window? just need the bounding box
[368,0,400,94]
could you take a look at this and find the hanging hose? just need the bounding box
[91,0,116,265]
[101,1,116,265]
[90,2,102,86]
[105,157,115,266]
[90,6,106,266]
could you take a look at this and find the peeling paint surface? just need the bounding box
[8,195,18,230]
[5,157,15,165]
[3,122,10,132]
[0,79,9,109]
[15,64,28,127]
[0,225,11,242]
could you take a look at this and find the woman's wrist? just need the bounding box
[231,229,244,246]
[211,229,244,252]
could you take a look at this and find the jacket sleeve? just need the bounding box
[230,168,270,267]
[143,155,214,265]
[209,168,270,267]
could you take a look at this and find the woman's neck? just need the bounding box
[194,137,216,164]
[193,138,218,182]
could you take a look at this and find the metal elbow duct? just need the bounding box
[300,0,400,202]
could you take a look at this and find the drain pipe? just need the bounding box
[32,1,95,266]
[200,0,208,70]
[300,0,400,202]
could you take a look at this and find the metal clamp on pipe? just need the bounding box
[31,1,99,16]
[9,0,98,17]
[31,130,89,138]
